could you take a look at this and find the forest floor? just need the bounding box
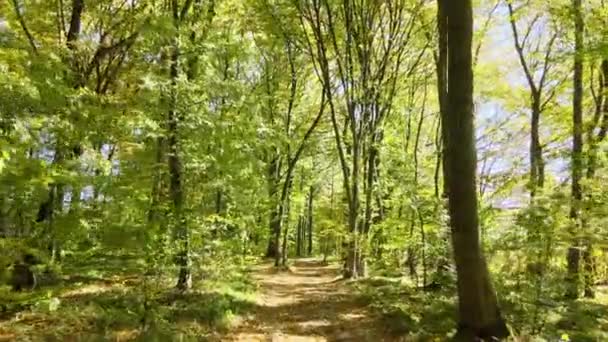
[1,254,607,341]
[221,259,390,342]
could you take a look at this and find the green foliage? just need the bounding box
[353,277,457,340]
[1,0,608,339]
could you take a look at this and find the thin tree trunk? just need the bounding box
[296,215,303,257]
[434,0,451,280]
[444,0,508,338]
[418,209,427,287]
[530,97,544,197]
[582,59,608,298]
[281,183,292,266]
[586,60,608,179]
[307,185,314,256]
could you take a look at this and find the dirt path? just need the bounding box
[221,259,388,342]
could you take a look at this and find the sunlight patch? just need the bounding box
[61,283,120,298]
[339,312,366,321]
[271,332,327,341]
[297,319,331,329]
[112,329,140,342]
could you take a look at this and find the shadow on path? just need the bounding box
[221,259,395,342]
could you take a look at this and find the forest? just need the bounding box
[0,0,607,340]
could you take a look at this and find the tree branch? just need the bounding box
[507,1,538,94]
[10,0,38,54]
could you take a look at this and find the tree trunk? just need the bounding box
[168,1,197,291]
[266,154,281,259]
[266,212,280,259]
[343,145,361,278]
[281,187,292,266]
[296,215,303,257]
[307,185,314,256]
[586,59,608,179]
[433,0,451,281]
[215,189,222,214]
[168,42,190,291]
[566,0,585,299]
[281,223,288,266]
[273,206,282,266]
[530,97,544,197]
[582,59,608,298]
[66,0,84,47]
[443,0,509,339]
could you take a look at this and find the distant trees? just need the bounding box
[295,0,424,278]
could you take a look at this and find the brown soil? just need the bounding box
[220,259,394,342]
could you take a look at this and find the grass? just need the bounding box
[350,276,457,340]
[0,251,259,341]
[351,267,608,341]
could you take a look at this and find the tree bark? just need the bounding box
[296,215,303,257]
[266,153,281,259]
[307,185,314,256]
[566,0,585,299]
[433,0,451,280]
[66,0,84,48]
[280,181,293,266]
[581,59,608,298]
[443,0,509,339]
[586,60,608,179]
[530,97,544,197]
[169,0,195,291]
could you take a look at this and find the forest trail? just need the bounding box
[221,259,389,342]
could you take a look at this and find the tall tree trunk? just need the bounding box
[566,0,585,299]
[582,59,608,298]
[307,185,314,256]
[443,0,509,339]
[344,136,361,279]
[168,45,190,291]
[436,0,448,193]
[434,0,451,280]
[169,1,193,291]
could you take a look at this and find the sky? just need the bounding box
[475,1,571,208]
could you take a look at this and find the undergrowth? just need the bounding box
[0,251,258,341]
[352,268,608,341]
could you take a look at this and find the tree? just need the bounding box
[566,0,593,299]
[506,0,563,198]
[443,0,509,338]
[296,0,422,278]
